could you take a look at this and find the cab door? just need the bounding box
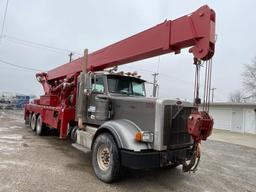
[86,75,106,125]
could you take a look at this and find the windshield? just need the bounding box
[107,76,146,96]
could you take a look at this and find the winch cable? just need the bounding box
[193,58,201,107]
[202,58,213,112]
[185,58,213,173]
[203,61,208,111]
[205,60,210,111]
[207,59,213,111]
[182,142,201,173]
[184,59,202,173]
[190,143,201,172]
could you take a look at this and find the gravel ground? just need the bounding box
[0,109,255,192]
[209,129,256,148]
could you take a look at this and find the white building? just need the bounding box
[202,102,256,134]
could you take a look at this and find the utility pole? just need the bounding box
[0,0,9,43]
[210,87,216,103]
[68,52,73,62]
[152,72,159,97]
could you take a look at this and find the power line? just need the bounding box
[2,35,82,56]
[0,0,9,42]
[0,58,42,71]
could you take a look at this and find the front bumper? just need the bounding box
[121,147,193,169]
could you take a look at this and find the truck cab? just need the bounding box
[73,71,195,182]
[84,72,146,125]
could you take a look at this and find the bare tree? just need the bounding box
[229,90,244,103]
[242,57,256,97]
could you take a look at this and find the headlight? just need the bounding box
[135,131,154,143]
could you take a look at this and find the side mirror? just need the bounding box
[84,73,92,95]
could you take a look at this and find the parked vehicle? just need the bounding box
[16,95,30,109]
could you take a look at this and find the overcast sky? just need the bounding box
[0,0,255,101]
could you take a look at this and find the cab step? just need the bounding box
[72,143,90,153]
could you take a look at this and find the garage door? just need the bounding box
[244,109,256,134]
[232,108,243,132]
[209,108,232,130]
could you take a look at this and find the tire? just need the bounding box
[92,133,123,183]
[30,114,37,131]
[36,115,46,136]
[70,126,78,143]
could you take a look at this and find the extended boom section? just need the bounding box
[46,5,215,82]
[88,5,215,71]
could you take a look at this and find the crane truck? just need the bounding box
[24,5,216,183]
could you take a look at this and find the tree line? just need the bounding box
[229,57,256,103]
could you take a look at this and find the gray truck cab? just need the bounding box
[75,71,195,183]
[85,73,146,125]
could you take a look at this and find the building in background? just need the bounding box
[201,102,256,134]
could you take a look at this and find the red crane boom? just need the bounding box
[45,5,215,84]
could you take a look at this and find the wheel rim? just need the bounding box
[36,117,41,134]
[97,144,111,171]
[31,115,36,131]
[71,127,78,142]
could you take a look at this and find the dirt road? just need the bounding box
[0,109,255,192]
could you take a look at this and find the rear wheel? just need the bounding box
[92,133,123,183]
[36,115,46,136]
[30,114,37,131]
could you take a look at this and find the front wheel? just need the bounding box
[92,133,123,183]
